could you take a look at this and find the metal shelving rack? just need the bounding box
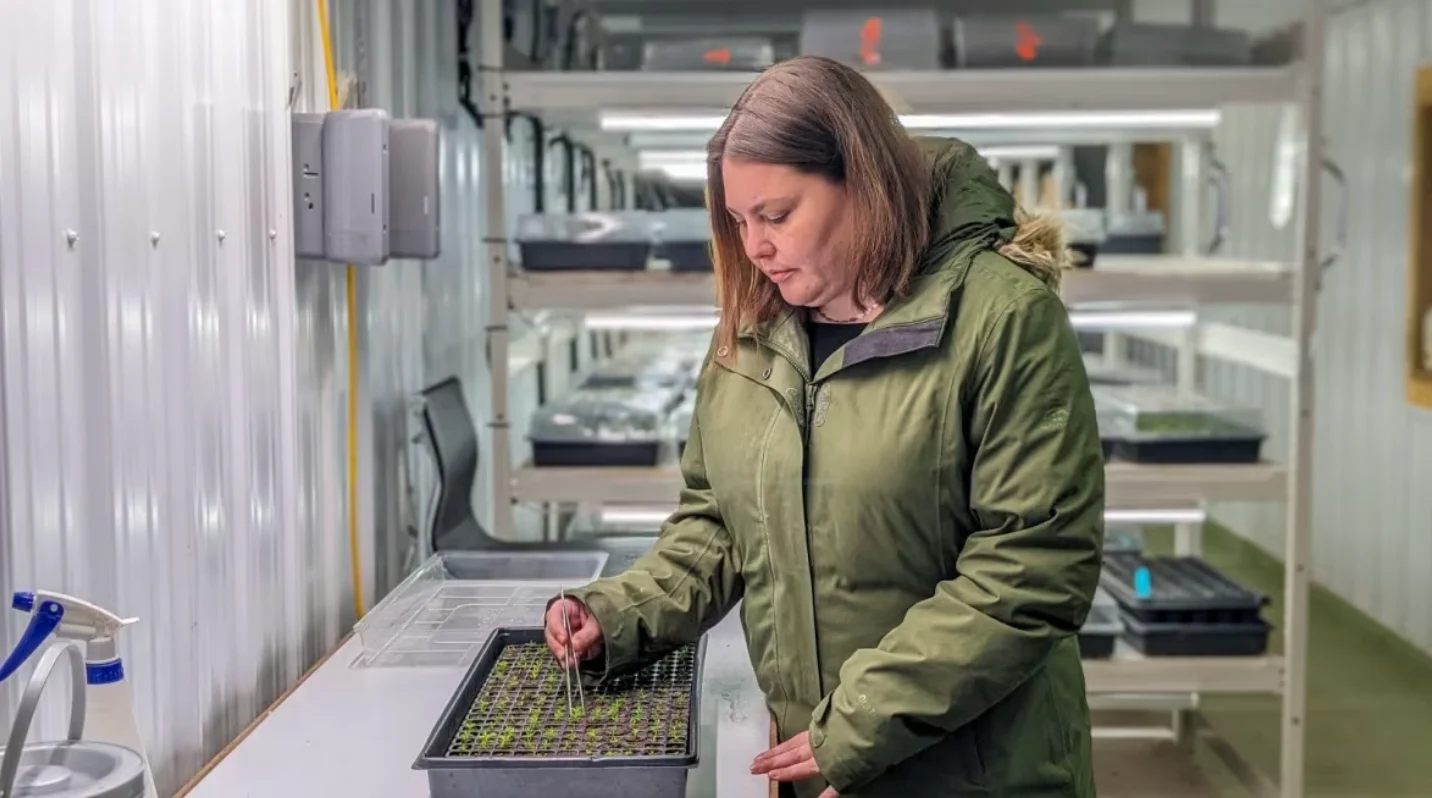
[477,2,1329,794]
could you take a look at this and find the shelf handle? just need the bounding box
[1321,155,1348,273]
[1206,149,1231,256]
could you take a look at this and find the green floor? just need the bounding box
[1142,526,1432,797]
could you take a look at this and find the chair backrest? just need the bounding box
[418,376,496,551]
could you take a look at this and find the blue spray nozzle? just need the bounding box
[12,591,35,612]
[1134,566,1153,600]
[0,596,63,682]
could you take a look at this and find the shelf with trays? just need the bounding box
[1083,645,1284,695]
[505,66,1301,115]
[508,255,1296,312]
[476,5,1328,791]
[509,460,1286,506]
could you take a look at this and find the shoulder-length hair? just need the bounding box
[705,56,931,355]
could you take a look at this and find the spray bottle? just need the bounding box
[0,591,157,798]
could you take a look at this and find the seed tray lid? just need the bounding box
[414,627,706,772]
[516,212,655,244]
[1101,552,1268,613]
[530,387,680,444]
[1092,385,1265,441]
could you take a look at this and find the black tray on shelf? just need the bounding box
[1110,434,1264,464]
[659,242,713,273]
[414,627,704,798]
[533,441,662,468]
[1078,607,1121,660]
[1101,552,1268,626]
[1120,612,1272,657]
[519,242,652,272]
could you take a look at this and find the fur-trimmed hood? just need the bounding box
[916,136,1074,288]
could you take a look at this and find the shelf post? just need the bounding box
[479,0,515,539]
[1283,0,1328,794]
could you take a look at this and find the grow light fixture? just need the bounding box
[1104,508,1208,525]
[584,312,719,332]
[1068,310,1197,330]
[600,506,1209,528]
[603,109,1221,133]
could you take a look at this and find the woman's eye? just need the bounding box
[765,213,787,225]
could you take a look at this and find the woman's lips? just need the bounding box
[766,268,796,284]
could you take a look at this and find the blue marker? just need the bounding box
[1134,566,1153,599]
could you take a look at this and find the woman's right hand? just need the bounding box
[544,597,604,669]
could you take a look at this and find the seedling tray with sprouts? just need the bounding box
[414,627,704,798]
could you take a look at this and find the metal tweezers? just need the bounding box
[559,587,587,717]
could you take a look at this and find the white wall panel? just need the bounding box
[1127,0,1432,653]
[0,1,347,795]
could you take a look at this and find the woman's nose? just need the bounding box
[743,228,772,261]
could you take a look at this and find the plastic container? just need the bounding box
[1103,524,1145,553]
[1100,22,1252,67]
[642,37,775,71]
[1060,208,1107,269]
[1120,612,1272,657]
[1083,357,1165,388]
[530,388,676,467]
[413,628,703,798]
[1101,210,1166,255]
[1101,552,1269,626]
[1078,588,1122,660]
[953,15,1101,69]
[1096,385,1265,464]
[652,209,713,272]
[799,10,942,70]
[517,212,654,272]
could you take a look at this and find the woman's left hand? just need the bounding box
[751,731,838,797]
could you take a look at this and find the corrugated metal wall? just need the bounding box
[0,0,559,792]
[1126,0,1432,654]
[0,1,340,793]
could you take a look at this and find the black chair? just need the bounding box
[414,376,659,573]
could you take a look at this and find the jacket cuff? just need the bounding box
[809,692,879,793]
[556,586,640,680]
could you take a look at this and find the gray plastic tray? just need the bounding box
[414,628,704,798]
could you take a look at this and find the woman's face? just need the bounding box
[720,158,854,309]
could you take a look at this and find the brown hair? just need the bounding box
[706,56,931,355]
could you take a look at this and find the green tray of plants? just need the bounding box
[414,627,704,798]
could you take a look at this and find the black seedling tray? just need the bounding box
[1120,612,1272,657]
[1110,434,1264,464]
[658,242,713,273]
[415,627,704,798]
[520,242,652,271]
[1101,552,1268,626]
[532,441,662,467]
[1078,603,1121,660]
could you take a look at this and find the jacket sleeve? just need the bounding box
[565,366,744,679]
[809,286,1105,792]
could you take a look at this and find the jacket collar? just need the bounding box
[736,136,1019,379]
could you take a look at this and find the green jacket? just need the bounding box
[570,137,1105,797]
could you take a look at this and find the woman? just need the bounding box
[546,55,1104,798]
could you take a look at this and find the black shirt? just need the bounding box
[806,316,867,373]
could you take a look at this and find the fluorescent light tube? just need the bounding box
[1104,508,1207,525]
[1068,310,1197,330]
[603,109,1221,133]
[584,313,719,332]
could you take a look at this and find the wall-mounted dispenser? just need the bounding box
[291,111,442,265]
[389,119,442,259]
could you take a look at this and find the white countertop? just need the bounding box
[184,610,771,798]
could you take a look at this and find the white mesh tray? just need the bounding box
[352,551,607,669]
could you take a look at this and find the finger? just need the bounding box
[547,606,570,648]
[751,744,811,774]
[570,616,602,654]
[767,758,821,782]
[755,733,806,760]
[818,788,839,797]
